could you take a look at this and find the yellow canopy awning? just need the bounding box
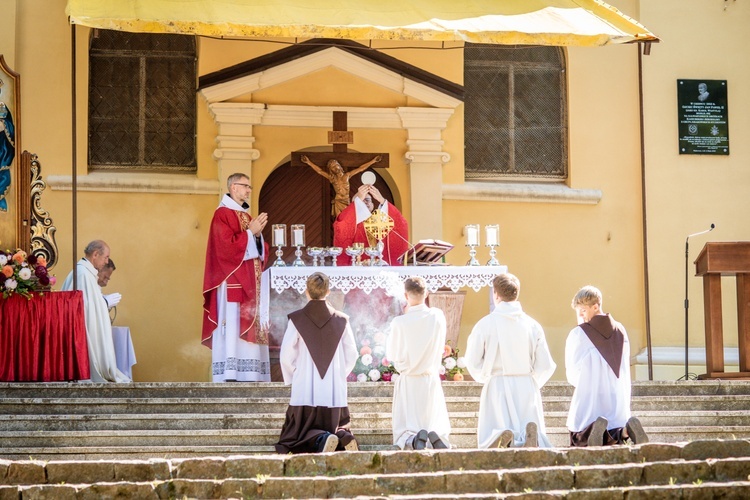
[66,0,658,47]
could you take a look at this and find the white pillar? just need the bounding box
[208,103,265,185]
[398,108,454,241]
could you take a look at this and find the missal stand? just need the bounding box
[695,241,750,379]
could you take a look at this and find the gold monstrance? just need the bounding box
[363,209,394,266]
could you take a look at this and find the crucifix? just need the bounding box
[291,111,389,218]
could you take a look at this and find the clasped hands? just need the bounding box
[249,212,268,235]
[103,293,122,309]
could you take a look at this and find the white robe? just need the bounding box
[465,301,556,448]
[565,320,631,432]
[210,195,270,382]
[280,313,358,408]
[62,259,130,383]
[386,303,451,449]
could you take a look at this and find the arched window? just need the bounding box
[88,30,196,172]
[464,44,567,181]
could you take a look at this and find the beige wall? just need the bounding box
[12,0,746,382]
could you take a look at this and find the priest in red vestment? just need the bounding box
[202,173,270,382]
[333,184,409,266]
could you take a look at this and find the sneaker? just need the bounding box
[344,438,359,451]
[625,417,649,445]
[587,417,608,447]
[414,429,429,450]
[524,422,538,448]
[318,433,339,453]
[428,431,449,449]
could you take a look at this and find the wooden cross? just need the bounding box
[291,111,389,171]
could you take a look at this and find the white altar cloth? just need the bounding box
[260,265,507,328]
[112,326,137,379]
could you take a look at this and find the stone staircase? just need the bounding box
[1,380,750,498]
[1,380,750,460]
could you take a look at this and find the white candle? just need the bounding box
[486,226,498,246]
[466,226,479,246]
[274,228,284,246]
[293,229,304,246]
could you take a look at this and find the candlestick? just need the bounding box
[290,224,306,267]
[465,224,480,266]
[271,224,286,267]
[485,224,500,266]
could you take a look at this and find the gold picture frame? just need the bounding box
[0,54,21,251]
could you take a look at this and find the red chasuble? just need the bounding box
[202,205,268,348]
[333,201,409,265]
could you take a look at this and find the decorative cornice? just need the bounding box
[405,151,451,164]
[47,172,220,195]
[442,182,602,205]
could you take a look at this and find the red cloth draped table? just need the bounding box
[0,291,90,381]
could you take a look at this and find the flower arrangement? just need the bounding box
[0,248,55,299]
[440,342,467,381]
[347,328,399,383]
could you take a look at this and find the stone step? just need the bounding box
[2,442,750,498]
[2,380,750,400]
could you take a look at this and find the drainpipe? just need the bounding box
[638,42,653,380]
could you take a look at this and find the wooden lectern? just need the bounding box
[694,242,750,379]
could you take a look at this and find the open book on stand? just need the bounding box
[398,239,453,265]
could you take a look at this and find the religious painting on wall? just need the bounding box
[677,79,729,155]
[0,55,20,249]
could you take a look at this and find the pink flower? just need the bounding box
[347,372,357,382]
[443,345,453,358]
[360,346,372,356]
[439,374,446,381]
[381,371,392,382]
[49,276,57,286]
[381,357,391,367]
[361,339,371,347]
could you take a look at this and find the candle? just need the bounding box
[485,225,499,246]
[274,228,284,246]
[465,225,479,246]
[293,228,304,246]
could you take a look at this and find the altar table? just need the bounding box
[0,291,91,382]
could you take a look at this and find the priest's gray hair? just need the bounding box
[572,285,602,309]
[226,172,249,191]
[84,240,108,258]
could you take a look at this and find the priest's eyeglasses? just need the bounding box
[233,183,252,189]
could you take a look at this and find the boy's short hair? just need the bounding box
[404,276,426,296]
[306,272,330,299]
[493,273,520,302]
[571,285,602,309]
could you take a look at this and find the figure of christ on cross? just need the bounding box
[300,154,382,218]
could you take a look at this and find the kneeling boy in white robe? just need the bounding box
[276,272,359,453]
[465,273,556,448]
[386,276,451,449]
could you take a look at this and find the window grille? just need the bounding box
[464,44,567,181]
[89,30,196,172]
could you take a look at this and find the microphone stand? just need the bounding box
[683,224,715,380]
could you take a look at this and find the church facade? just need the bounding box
[1,0,748,382]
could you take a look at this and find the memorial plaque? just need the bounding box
[677,79,729,155]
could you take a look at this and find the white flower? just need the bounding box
[438,365,446,375]
[360,354,373,366]
[0,255,6,265]
[18,267,32,280]
[4,278,17,290]
[372,346,386,358]
[391,373,400,383]
[357,373,368,383]
[443,357,457,370]
[457,357,467,369]
[368,369,381,381]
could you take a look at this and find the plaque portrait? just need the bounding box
[0,55,20,249]
[677,79,728,155]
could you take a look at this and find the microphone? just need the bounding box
[686,223,715,242]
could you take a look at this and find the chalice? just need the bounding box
[345,245,364,266]
[328,246,343,266]
[364,246,381,266]
[307,247,324,267]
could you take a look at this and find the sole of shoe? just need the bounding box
[587,417,608,447]
[344,439,359,451]
[321,434,339,453]
[414,429,428,450]
[498,430,514,448]
[428,431,449,449]
[626,417,649,445]
[524,422,538,448]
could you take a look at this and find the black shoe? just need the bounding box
[626,417,649,445]
[428,431,448,449]
[414,429,428,450]
[317,433,339,453]
[587,417,608,447]
[524,422,538,447]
